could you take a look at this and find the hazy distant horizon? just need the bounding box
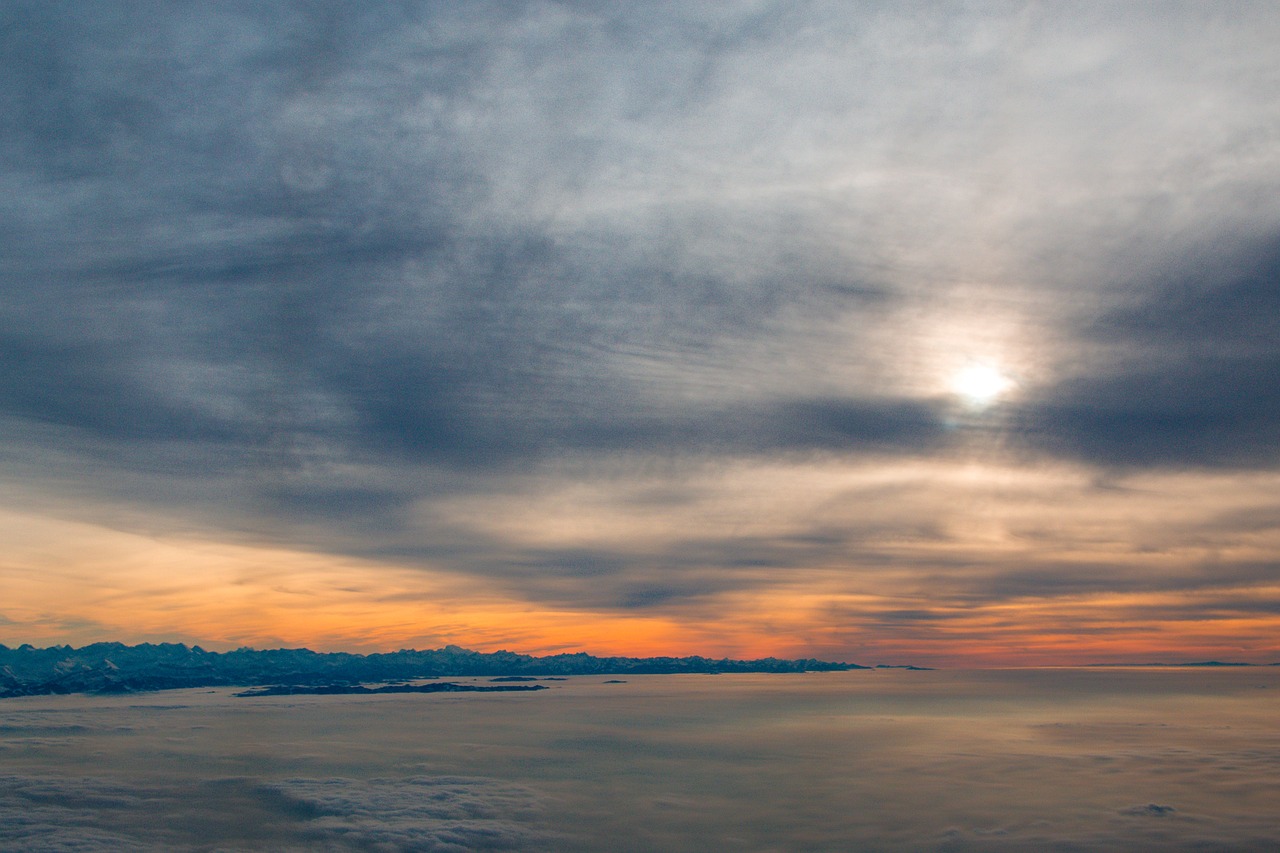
[7,636,1280,666]
[7,640,1280,709]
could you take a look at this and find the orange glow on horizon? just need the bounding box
[2,506,1278,667]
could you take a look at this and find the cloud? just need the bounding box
[1122,803,1176,817]
[3,1,1280,654]
[1013,235,1280,470]
[0,773,555,851]
[260,776,555,851]
[6,2,1277,482]
[0,775,159,852]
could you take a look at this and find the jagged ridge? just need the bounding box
[0,641,869,698]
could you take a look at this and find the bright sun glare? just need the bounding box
[950,364,1013,407]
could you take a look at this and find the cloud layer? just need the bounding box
[2,672,1279,850]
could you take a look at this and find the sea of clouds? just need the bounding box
[2,670,1278,851]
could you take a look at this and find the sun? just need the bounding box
[950,364,1013,407]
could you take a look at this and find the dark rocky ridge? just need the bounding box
[0,642,869,698]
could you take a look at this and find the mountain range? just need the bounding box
[0,642,868,698]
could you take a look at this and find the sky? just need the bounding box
[2,1,1279,666]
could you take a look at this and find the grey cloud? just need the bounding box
[473,547,774,612]
[0,775,161,852]
[2,0,914,498]
[1122,803,1176,817]
[882,559,1280,626]
[4,0,1280,623]
[0,773,555,852]
[870,609,971,624]
[262,776,555,851]
[7,669,1280,850]
[472,517,951,611]
[1014,235,1280,470]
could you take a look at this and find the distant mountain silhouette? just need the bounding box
[0,642,870,698]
